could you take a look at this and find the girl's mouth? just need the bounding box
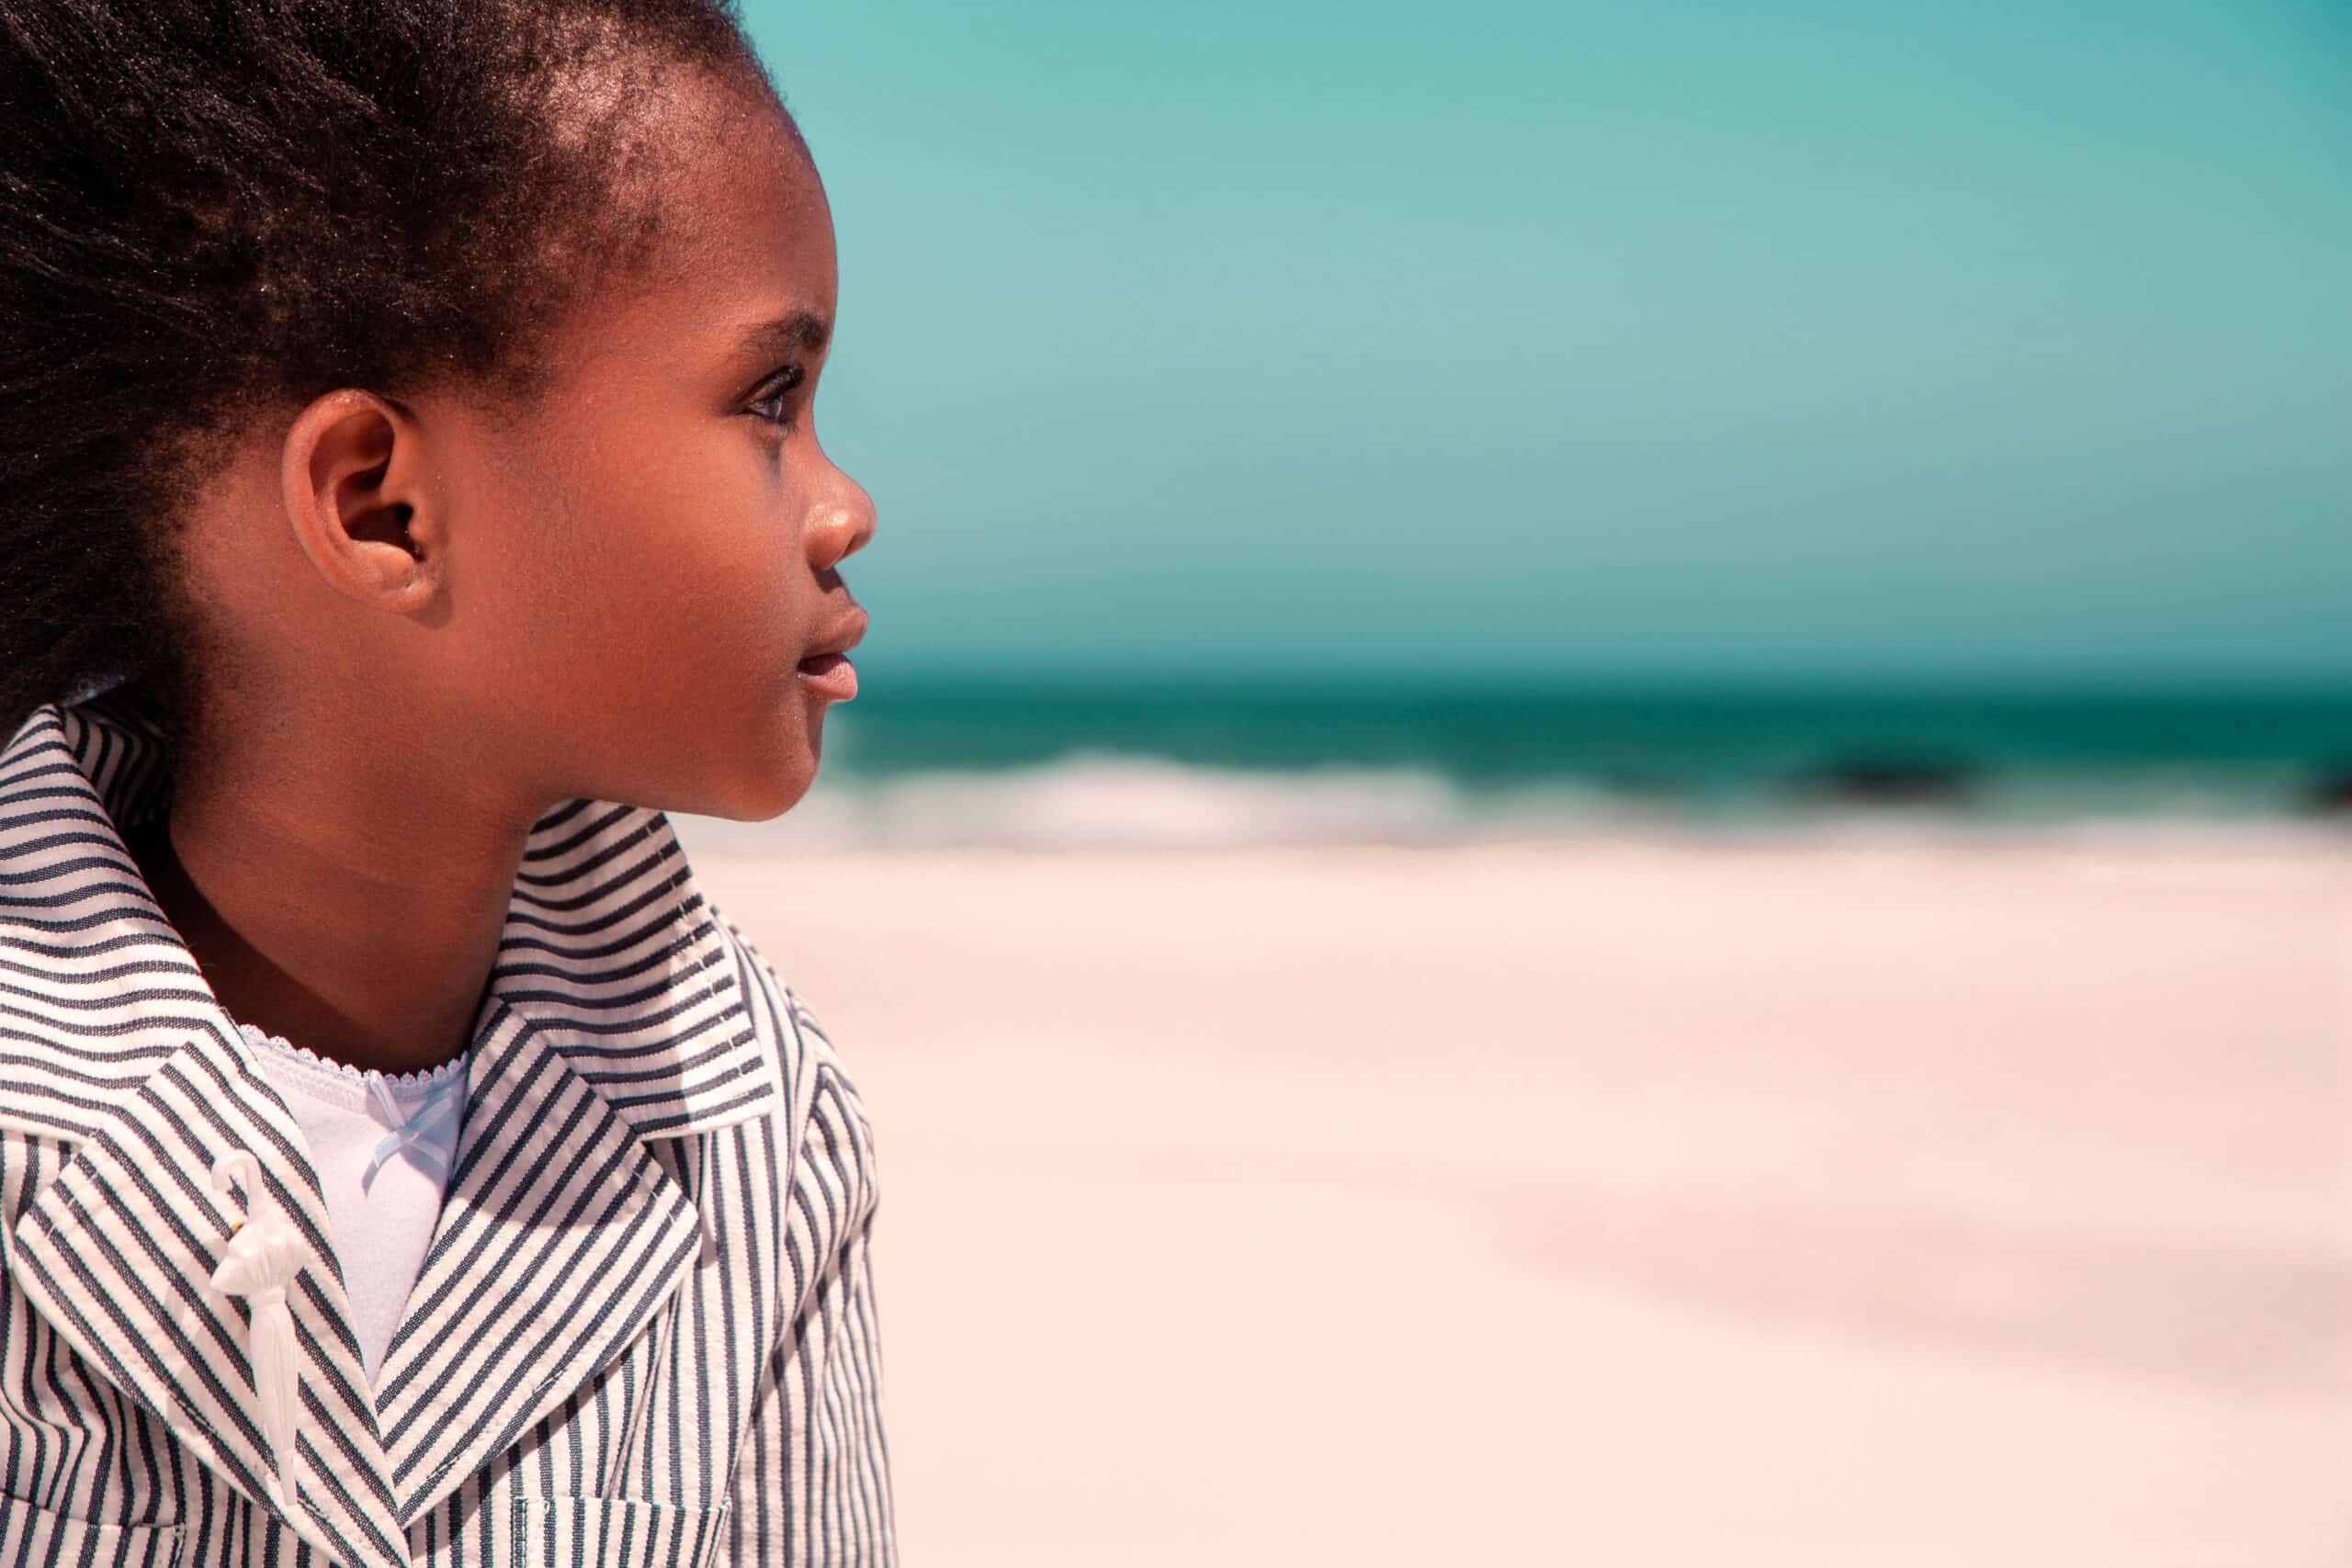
[797,650,858,701]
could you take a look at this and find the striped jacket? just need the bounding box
[0,685,897,1568]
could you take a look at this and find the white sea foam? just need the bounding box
[671,750,2352,855]
[753,752,1519,851]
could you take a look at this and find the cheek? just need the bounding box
[549,437,801,690]
[451,410,823,813]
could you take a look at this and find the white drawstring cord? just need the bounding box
[362,1069,467,1190]
[209,1150,306,1513]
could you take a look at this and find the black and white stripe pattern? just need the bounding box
[0,687,896,1566]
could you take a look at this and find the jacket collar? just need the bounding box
[0,679,784,1145]
[0,682,787,1566]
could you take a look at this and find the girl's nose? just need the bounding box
[807,473,876,574]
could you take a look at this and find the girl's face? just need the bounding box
[412,67,877,824]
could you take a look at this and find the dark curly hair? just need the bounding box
[0,0,791,751]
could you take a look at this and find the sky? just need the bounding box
[740,0,2350,687]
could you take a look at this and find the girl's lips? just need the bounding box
[796,650,858,701]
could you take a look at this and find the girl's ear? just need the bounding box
[277,388,448,616]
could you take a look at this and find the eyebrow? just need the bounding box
[733,309,831,362]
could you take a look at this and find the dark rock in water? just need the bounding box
[1795,755,1982,807]
[1589,766,1679,801]
[2308,767,2352,815]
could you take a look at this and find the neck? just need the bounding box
[126,735,542,1079]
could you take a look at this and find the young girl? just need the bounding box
[0,3,892,1564]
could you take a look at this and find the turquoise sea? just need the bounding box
[771,677,2352,849]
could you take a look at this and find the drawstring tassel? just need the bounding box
[209,1150,306,1512]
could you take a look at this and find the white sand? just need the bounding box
[680,826,2352,1567]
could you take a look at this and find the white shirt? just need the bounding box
[236,1022,470,1389]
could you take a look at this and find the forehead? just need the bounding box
[594,68,837,352]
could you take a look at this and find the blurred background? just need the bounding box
[674,1,2351,1562]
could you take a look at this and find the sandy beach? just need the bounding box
[678,823,2352,1567]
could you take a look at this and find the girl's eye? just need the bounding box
[750,365,806,431]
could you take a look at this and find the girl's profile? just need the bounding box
[0,2,892,1563]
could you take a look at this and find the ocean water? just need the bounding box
[730,678,2352,851]
[48,668,2350,850]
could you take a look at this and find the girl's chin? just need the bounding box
[760,730,823,818]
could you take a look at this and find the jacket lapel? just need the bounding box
[0,682,792,1556]
[7,1023,416,1568]
[367,998,706,1528]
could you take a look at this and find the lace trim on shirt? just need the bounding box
[234,1021,469,1095]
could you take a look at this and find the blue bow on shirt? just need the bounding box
[362,1068,468,1190]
